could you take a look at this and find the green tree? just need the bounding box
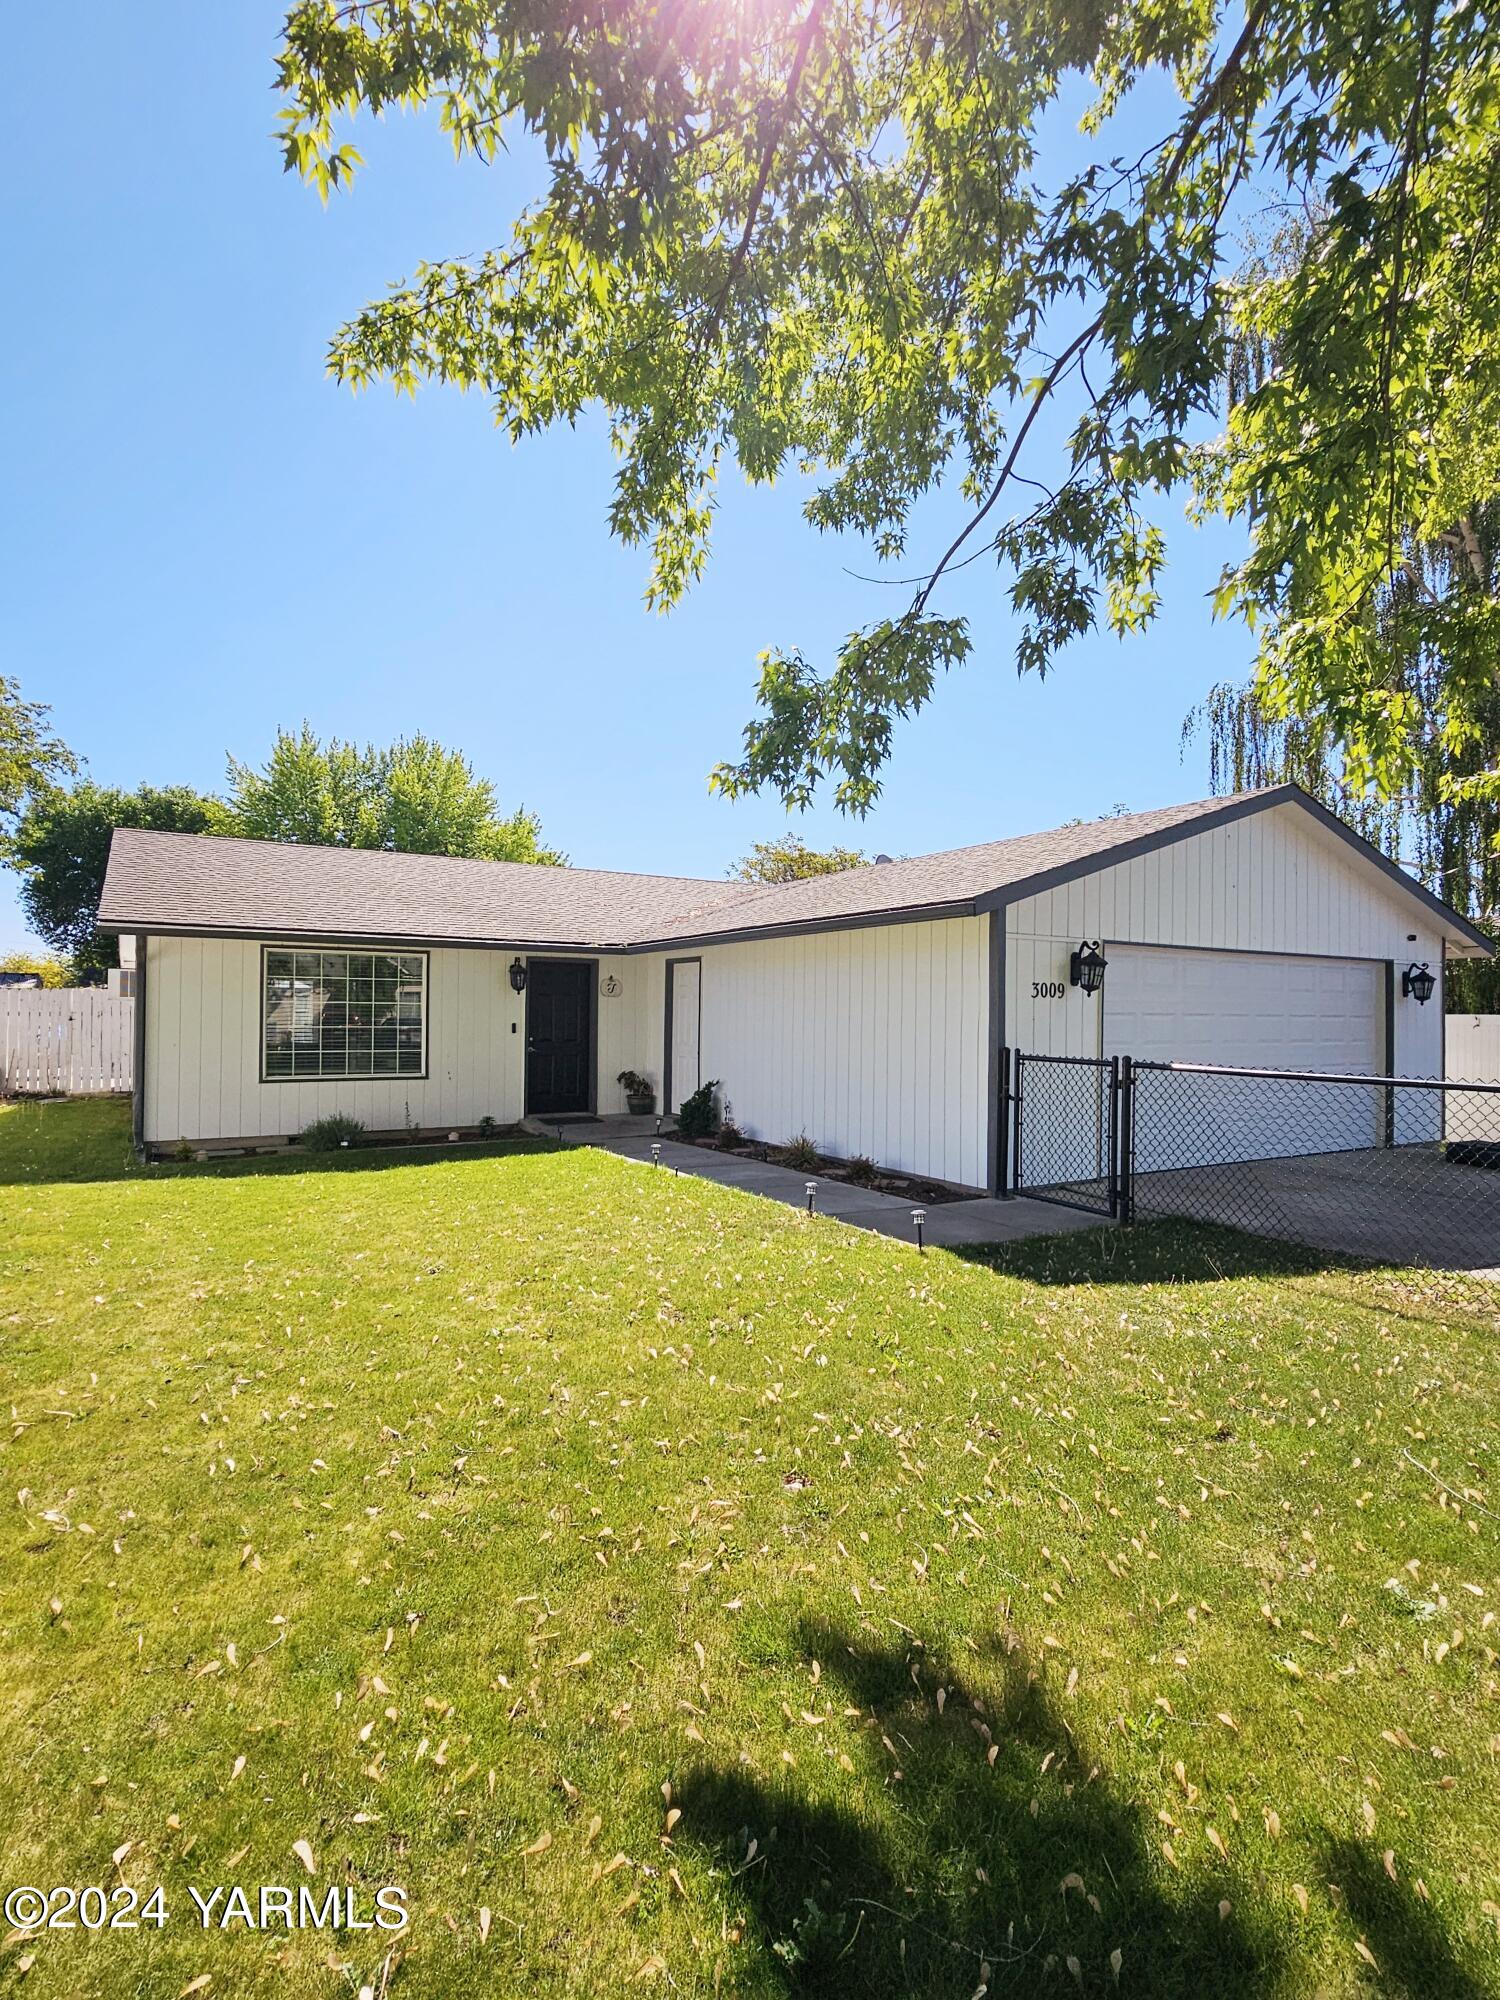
[1187,218,1500,1006]
[227,726,565,863]
[732,835,866,884]
[275,0,1500,814]
[8,784,231,978]
[0,676,75,832]
[0,951,73,989]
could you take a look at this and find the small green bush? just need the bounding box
[298,1113,366,1153]
[844,1153,880,1185]
[781,1132,820,1171]
[674,1079,722,1139]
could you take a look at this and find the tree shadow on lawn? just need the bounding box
[1320,1838,1497,2000]
[676,1618,1285,1998]
[951,1218,1354,1290]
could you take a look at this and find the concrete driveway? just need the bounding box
[1130,1144,1500,1275]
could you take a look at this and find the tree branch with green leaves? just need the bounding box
[276,0,1500,813]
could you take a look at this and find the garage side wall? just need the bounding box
[1004,802,1445,1082]
[693,916,989,1188]
[143,937,663,1145]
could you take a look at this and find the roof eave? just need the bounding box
[94,917,633,955]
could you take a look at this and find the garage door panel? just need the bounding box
[1103,946,1383,1166]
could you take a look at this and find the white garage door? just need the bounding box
[1103,946,1384,1164]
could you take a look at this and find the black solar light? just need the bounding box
[1069,941,1108,996]
[508,956,528,994]
[911,1207,926,1253]
[806,1180,817,1213]
[651,1141,661,1167]
[1402,961,1436,1005]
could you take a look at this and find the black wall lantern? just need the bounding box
[1402,961,1436,1005]
[1070,940,1108,997]
[508,956,529,995]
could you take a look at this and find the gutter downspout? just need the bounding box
[131,933,148,1161]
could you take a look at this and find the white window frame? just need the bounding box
[260,944,429,1084]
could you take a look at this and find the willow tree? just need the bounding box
[276,0,1500,822]
[1188,212,1500,1003]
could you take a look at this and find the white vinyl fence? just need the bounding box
[1446,1013,1500,1142]
[0,990,133,1096]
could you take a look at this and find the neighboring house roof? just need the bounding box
[97,785,1493,956]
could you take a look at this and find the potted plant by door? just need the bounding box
[617,1069,656,1117]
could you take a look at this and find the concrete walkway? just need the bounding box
[550,1116,1103,1249]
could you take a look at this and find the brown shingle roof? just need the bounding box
[643,793,1264,942]
[97,786,1492,953]
[98,829,755,949]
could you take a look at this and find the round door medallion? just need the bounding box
[600,973,621,998]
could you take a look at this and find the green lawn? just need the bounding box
[1,1098,1496,1998]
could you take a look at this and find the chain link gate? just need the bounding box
[1009,1051,1122,1216]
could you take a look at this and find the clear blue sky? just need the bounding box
[1,3,1253,955]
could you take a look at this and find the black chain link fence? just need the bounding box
[1124,1061,1500,1289]
[1007,1049,1500,1303]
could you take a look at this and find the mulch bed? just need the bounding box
[677,1132,969,1203]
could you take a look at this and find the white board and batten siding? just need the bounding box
[0,990,133,1095]
[142,937,666,1146]
[1006,801,1445,1081]
[693,916,990,1189]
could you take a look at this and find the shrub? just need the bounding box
[477,1114,498,1138]
[716,1121,747,1149]
[617,1069,654,1099]
[844,1153,880,1185]
[781,1132,820,1171]
[298,1113,366,1153]
[674,1078,722,1139]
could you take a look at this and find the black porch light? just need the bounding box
[508,956,528,995]
[1402,961,1436,1005]
[1069,940,1108,997]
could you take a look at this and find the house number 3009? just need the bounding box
[1031,979,1066,1000]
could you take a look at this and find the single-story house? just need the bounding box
[98,783,1491,1184]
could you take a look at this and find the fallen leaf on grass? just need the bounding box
[520,1831,552,1857]
[179,1979,212,1997]
[292,1840,316,1875]
[478,1907,491,1942]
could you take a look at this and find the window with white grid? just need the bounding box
[261,947,427,1080]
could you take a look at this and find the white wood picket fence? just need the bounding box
[0,990,133,1096]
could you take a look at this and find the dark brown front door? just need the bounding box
[526,959,593,1114]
